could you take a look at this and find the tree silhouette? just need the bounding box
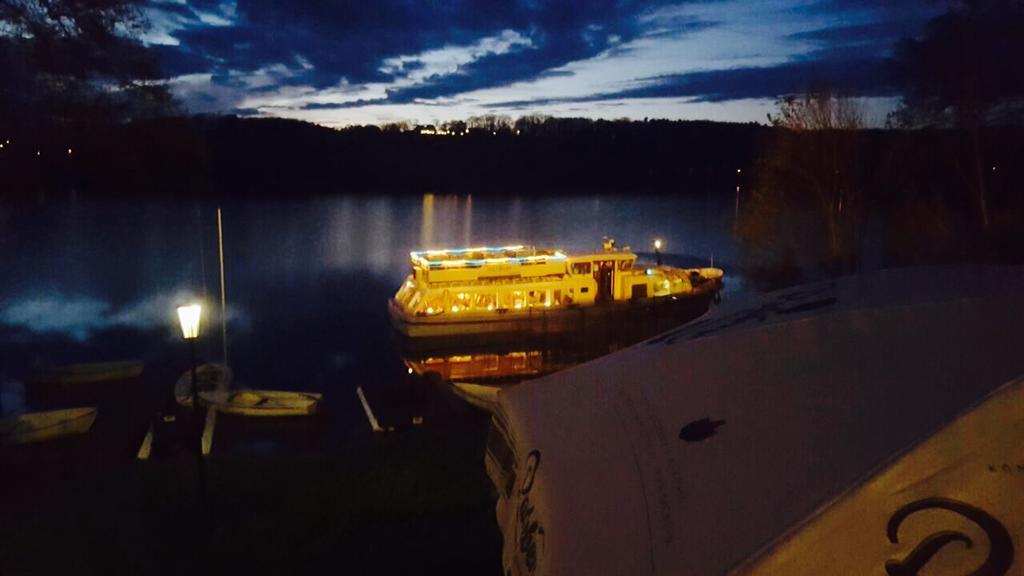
[741,90,866,282]
[889,0,1024,229]
[0,0,175,129]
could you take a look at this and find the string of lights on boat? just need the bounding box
[410,245,567,269]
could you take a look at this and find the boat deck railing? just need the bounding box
[410,245,566,270]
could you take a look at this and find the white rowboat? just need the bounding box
[198,390,320,416]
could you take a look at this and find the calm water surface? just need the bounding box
[0,193,746,435]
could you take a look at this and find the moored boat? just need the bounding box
[175,363,233,406]
[30,361,143,385]
[388,241,723,342]
[197,390,321,416]
[0,407,98,444]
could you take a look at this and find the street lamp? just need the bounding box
[177,304,202,407]
[653,239,663,266]
[176,303,207,504]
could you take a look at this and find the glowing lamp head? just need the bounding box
[653,239,663,251]
[176,304,202,340]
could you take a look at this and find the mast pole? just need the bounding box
[217,207,228,367]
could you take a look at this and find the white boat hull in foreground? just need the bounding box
[486,266,1024,576]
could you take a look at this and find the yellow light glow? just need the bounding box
[654,239,663,250]
[426,307,434,314]
[176,304,202,339]
[451,305,459,313]
[407,367,414,374]
[67,148,72,155]
[487,304,494,311]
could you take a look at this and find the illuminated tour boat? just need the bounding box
[388,240,724,341]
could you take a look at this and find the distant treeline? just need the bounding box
[3,114,1020,199]
[1,115,771,197]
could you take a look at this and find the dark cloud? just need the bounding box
[485,54,898,109]
[789,19,921,49]
[154,0,713,101]
[146,0,941,116]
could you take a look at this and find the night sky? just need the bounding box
[147,0,948,126]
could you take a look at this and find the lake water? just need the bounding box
[0,192,746,435]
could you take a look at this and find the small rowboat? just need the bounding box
[175,363,233,406]
[197,390,321,417]
[0,407,98,444]
[31,361,143,385]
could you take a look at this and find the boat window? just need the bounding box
[512,291,526,310]
[527,290,546,307]
[553,289,562,305]
[407,291,422,310]
[474,292,496,311]
[581,287,589,293]
[618,260,633,271]
[571,262,591,275]
[423,293,445,314]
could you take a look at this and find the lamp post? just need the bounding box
[176,303,207,505]
[653,239,663,266]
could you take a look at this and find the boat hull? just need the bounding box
[0,407,98,445]
[198,390,321,417]
[30,361,144,385]
[390,286,719,350]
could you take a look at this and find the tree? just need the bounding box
[440,119,467,135]
[467,114,513,134]
[513,114,550,136]
[889,0,1024,229]
[0,0,175,129]
[740,90,866,282]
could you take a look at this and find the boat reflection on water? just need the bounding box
[404,350,548,384]
[397,297,716,409]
